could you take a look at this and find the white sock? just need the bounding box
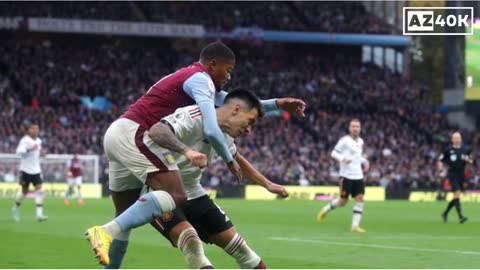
[65,186,73,199]
[77,186,83,201]
[102,220,122,238]
[352,202,364,227]
[225,233,261,269]
[35,190,44,217]
[323,198,339,212]
[14,191,25,208]
[177,227,212,268]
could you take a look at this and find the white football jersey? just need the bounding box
[16,135,42,174]
[332,135,365,180]
[161,105,236,200]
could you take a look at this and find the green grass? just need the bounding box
[1,199,480,268]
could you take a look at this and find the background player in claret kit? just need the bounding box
[439,132,472,224]
[85,41,306,266]
[64,154,84,206]
[316,119,369,233]
[11,124,48,222]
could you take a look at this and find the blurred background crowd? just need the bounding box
[0,1,478,190]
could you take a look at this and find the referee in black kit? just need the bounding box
[438,132,472,224]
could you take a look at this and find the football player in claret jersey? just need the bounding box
[87,89,288,268]
[316,119,369,233]
[11,124,48,222]
[439,132,472,224]
[64,154,84,206]
[85,41,306,266]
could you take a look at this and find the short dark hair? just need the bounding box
[350,118,361,124]
[224,88,264,118]
[200,41,235,62]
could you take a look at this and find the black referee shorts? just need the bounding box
[152,195,234,246]
[448,173,465,192]
[340,177,365,199]
[19,171,42,187]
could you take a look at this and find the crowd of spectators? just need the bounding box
[0,34,478,190]
[0,1,393,33]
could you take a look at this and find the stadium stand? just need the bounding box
[1,33,477,190]
[0,1,392,33]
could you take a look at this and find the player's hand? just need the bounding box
[227,160,243,184]
[184,149,208,168]
[342,158,352,164]
[267,182,289,198]
[465,155,473,164]
[276,98,306,117]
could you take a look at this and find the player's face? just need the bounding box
[208,59,235,88]
[226,107,259,138]
[349,121,361,137]
[28,125,39,138]
[452,133,462,146]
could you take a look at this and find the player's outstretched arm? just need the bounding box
[149,122,207,168]
[235,152,289,198]
[216,91,306,117]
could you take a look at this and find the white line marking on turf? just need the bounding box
[288,235,475,240]
[270,237,480,255]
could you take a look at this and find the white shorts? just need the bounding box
[104,118,179,192]
[68,176,83,186]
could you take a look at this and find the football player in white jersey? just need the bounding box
[12,124,48,222]
[147,89,288,269]
[86,89,288,268]
[317,118,369,233]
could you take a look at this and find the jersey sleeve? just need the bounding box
[333,137,346,154]
[161,107,201,141]
[16,137,27,155]
[331,137,346,161]
[438,150,448,162]
[182,73,234,163]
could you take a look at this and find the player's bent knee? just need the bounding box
[210,227,238,249]
[149,190,177,213]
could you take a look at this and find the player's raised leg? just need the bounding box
[86,171,185,266]
[12,179,28,222]
[317,197,348,223]
[317,178,349,223]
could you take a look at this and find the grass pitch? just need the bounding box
[1,199,479,268]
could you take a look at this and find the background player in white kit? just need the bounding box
[11,124,48,222]
[316,119,369,233]
[64,154,85,206]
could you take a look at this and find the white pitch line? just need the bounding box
[285,235,475,240]
[270,237,480,255]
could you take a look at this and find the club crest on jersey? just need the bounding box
[161,211,173,222]
[163,153,176,165]
[174,112,185,121]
